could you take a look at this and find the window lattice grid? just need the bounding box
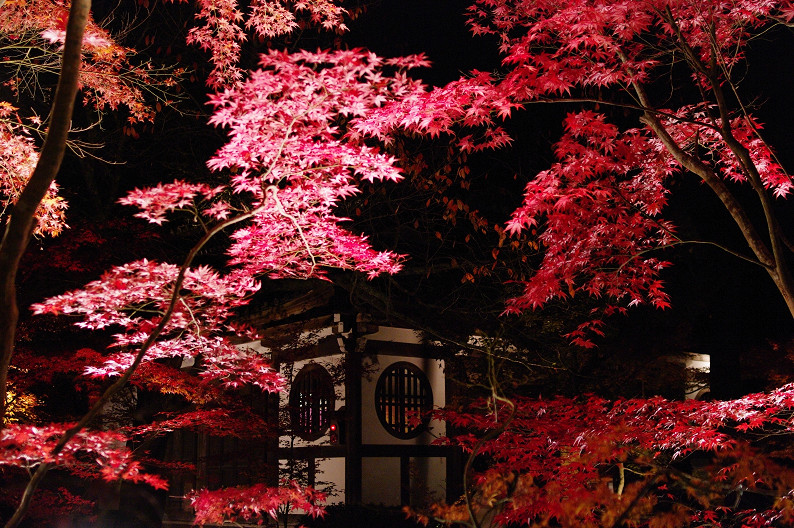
[375,362,433,439]
[289,364,334,440]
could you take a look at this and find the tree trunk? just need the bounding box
[0,0,90,428]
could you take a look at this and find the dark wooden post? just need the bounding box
[400,456,411,506]
[265,348,281,487]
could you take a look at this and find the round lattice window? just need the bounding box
[375,361,433,439]
[289,364,335,441]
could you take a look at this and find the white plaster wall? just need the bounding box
[316,457,345,505]
[684,353,711,400]
[279,354,346,508]
[359,350,447,508]
[410,456,446,505]
[362,457,402,506]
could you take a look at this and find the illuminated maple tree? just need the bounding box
[407,0,794,526]
[423,385,794,528]
[0,0,420,526]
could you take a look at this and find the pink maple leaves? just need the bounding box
[451,0,794,331]
[120,182,225,225]
[190,480,326,525]
[34,48,415,388]
[0,423,167,490]
[357,68,517,152]
[206,50,416,278]
[433,384,794,527]
[127,49,417,280]
[0,103,67,237]
[30,261,279,388]
[504,111,675,317]
[206,49,413,183]
[181,0,347,89]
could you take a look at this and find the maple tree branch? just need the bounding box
[0,0,89,523]
[268,185,318,275]
[0,116,115,162]
[710,67,794,257]
[612,43,794,318]
[692,23,794,316]
[661,7,714,80]
[615,35,774,260]
[616,239,770,273]
[4,204,264,528]
[608,186,770,271]
[0,0,89,429]
[178,296,203,336]
[705,24,793,188]
[462,350,517,528]
[635,109,794,316]
[525,96,725,135]
[661,10,792,273]
[608,473,660,528]
[616,462,625,496]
